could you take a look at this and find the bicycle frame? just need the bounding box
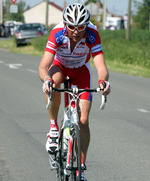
[60,79,83,179]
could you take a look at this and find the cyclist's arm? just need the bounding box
[38,51,55,82]
[93,54,109,81]
[93,54,110,94]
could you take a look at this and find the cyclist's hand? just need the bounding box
[98,80,111,95]
[42,79,55,94]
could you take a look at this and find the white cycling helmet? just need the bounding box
[63,3,90,26]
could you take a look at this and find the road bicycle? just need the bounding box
[46,77,106,181]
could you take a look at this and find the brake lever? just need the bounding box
[46,80,53,109]
[100,82,107,110]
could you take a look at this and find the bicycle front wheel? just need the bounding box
[57,127,69,181]
[70,124,81,181]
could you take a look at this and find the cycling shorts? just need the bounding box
[52,60,92,102]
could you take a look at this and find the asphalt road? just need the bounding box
[0,50,150,181]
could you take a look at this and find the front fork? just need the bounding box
[65,126,85,173]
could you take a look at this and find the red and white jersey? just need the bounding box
[45,22,103,69]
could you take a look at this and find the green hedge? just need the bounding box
[100,30,150,69]
[31,34,48,52]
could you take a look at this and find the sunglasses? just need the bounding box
[66,24,86,32]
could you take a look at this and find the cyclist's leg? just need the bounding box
[45,64,65,153]
[45,62,65,119]
[46,64,63,119]
[78,99,91,163]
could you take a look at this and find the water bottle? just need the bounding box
[63,126,69,151]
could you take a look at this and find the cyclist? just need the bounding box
[38,3,111,181]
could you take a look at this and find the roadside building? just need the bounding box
[23,1,63,26]
[85,2,124,30]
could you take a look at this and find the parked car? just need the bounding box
[15,23,47,47]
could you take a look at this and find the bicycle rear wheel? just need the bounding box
[70,124,81,181]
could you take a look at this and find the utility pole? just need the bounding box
[0,0,3,23]
[103,0,106,30]
[96,0,100,30]
[46,0,49,27]
[126,0,131,40]
[64,0,67,8]
[90,0,92,16]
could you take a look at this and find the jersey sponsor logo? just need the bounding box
[76,45,85,49]
[86,28,96,44]
[78,41,86,46]
[76,41,86,49]
[73,52,86,56]
[55,28,66,45]
[55,54,86,68]
[60,43,68,49]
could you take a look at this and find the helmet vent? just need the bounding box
[80,5,84,11]
[75,6,78,21]
[69,5,73,11]
[67,15,73,23]
[78,16,85,24]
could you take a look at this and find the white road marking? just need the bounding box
[27,69,37,73]
[6,64,22,69]
[137,109,150,113]
[1,61,37,74]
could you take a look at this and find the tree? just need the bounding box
[133,0,150,29]
[3,0,26,22]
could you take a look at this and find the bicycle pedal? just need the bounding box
[50,161,59,170]
[49,155,59,170]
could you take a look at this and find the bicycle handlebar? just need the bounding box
[46,87,107,110]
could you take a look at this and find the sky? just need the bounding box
[24,0,143,16]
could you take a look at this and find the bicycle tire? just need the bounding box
[57,128,69,181]
[57,125,81,181]
[70,124,81,181]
